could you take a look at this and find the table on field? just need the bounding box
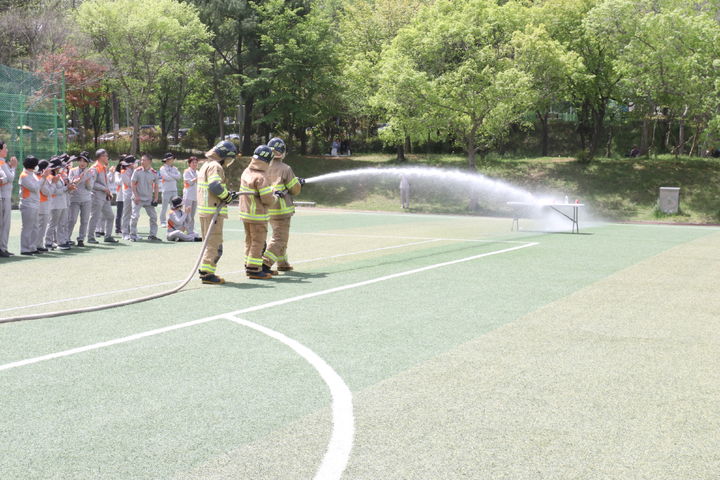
[507,201,585,233]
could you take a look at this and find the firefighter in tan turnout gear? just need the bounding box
[197,140,239,285]
[239,145,275,279]
[264,137,305,272]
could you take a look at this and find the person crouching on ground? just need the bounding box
[239,145,276,279]
[264,137,304,272]
[166,196,201,242]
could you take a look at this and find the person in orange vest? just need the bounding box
[45,156,71,250]
[87,148,118,243]
[239,145,276,279]
[19,156,50,255]
[263,137,304,272]
[0,140,18,257]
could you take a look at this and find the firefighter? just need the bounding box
[263,137,305,272]
[239,145,276,279]
[197,140,239,285]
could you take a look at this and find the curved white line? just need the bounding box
[225,315,354,480]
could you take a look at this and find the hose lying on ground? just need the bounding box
[0,201,233,325]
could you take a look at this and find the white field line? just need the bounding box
[226,315,353,480]
[0,239,440,314]
[292,231,530,244]
[0,241,537,373]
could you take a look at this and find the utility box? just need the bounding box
[659,187,680,214]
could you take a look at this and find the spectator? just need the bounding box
[331,138,340,156]
[0,141,18,257]
[629,145,640,158]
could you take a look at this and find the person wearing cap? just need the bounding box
[159,152,182,228]
[44,157,70,250]
[130,153,162,242]
[33,159,54,253]
[196,140,239,285]
[264,137,305,272]
[182,156,200,239]
[86,148,118,243]
[0,140,18,257]
[239,145,276,279]
[19,156,50,254]
[67,153,94,247]
[119,155,137,240]
[166,196,199,242]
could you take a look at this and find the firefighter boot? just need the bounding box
[247,267,273,280]
[263,263,278,275]
[199,270,225,285]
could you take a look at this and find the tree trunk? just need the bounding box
[297,126,308,155]
[641,116,649,154]
[217,101,224,141]
[111,92,120,131]
[404,135,411,155]
[537,111,549,156]
[605,125,613,158]
[131,109,141,155]
[396,143,405,162]
[241,96,255,156]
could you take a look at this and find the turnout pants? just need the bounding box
[130,202,158,236]
[88,194,114,237]
[68,201,92,241]
[243,221,268,272]
[264,216,292,268]
[199,216,224,274]
[0,196,11,252]
[20,206,38,253]
[46,208,67,246]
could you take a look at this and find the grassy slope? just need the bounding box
[289,153,720,223]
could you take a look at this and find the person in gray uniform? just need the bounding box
[67,153,94,247]
[0,140,18,257]
[119,155,136,240]
[130,153,161,242]
[86,148,117,243]
[45,156,70,250]
[159,152,181,227]
[34,159,53,252]
[19,156,50,255]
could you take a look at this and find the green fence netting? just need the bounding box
[0,64,66,162]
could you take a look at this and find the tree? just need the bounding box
[248,0,342,154]
[587,0,720,156]
[376,0,536,168]
[76,0,210,154]
[511,24,585,156]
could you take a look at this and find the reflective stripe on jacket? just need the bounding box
[238,157,274,223]
[266,158,301,218]
[197,156,228,218]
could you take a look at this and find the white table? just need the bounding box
[507,201,585,233]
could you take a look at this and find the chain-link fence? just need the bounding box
[0,64,65,161]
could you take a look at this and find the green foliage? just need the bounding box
[375,0,536,167]
[76,0,210,152]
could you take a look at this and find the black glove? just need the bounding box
[151,200,158,207]
[273,190,286,199]
[298,177,306,186]
[223,191,239,204]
